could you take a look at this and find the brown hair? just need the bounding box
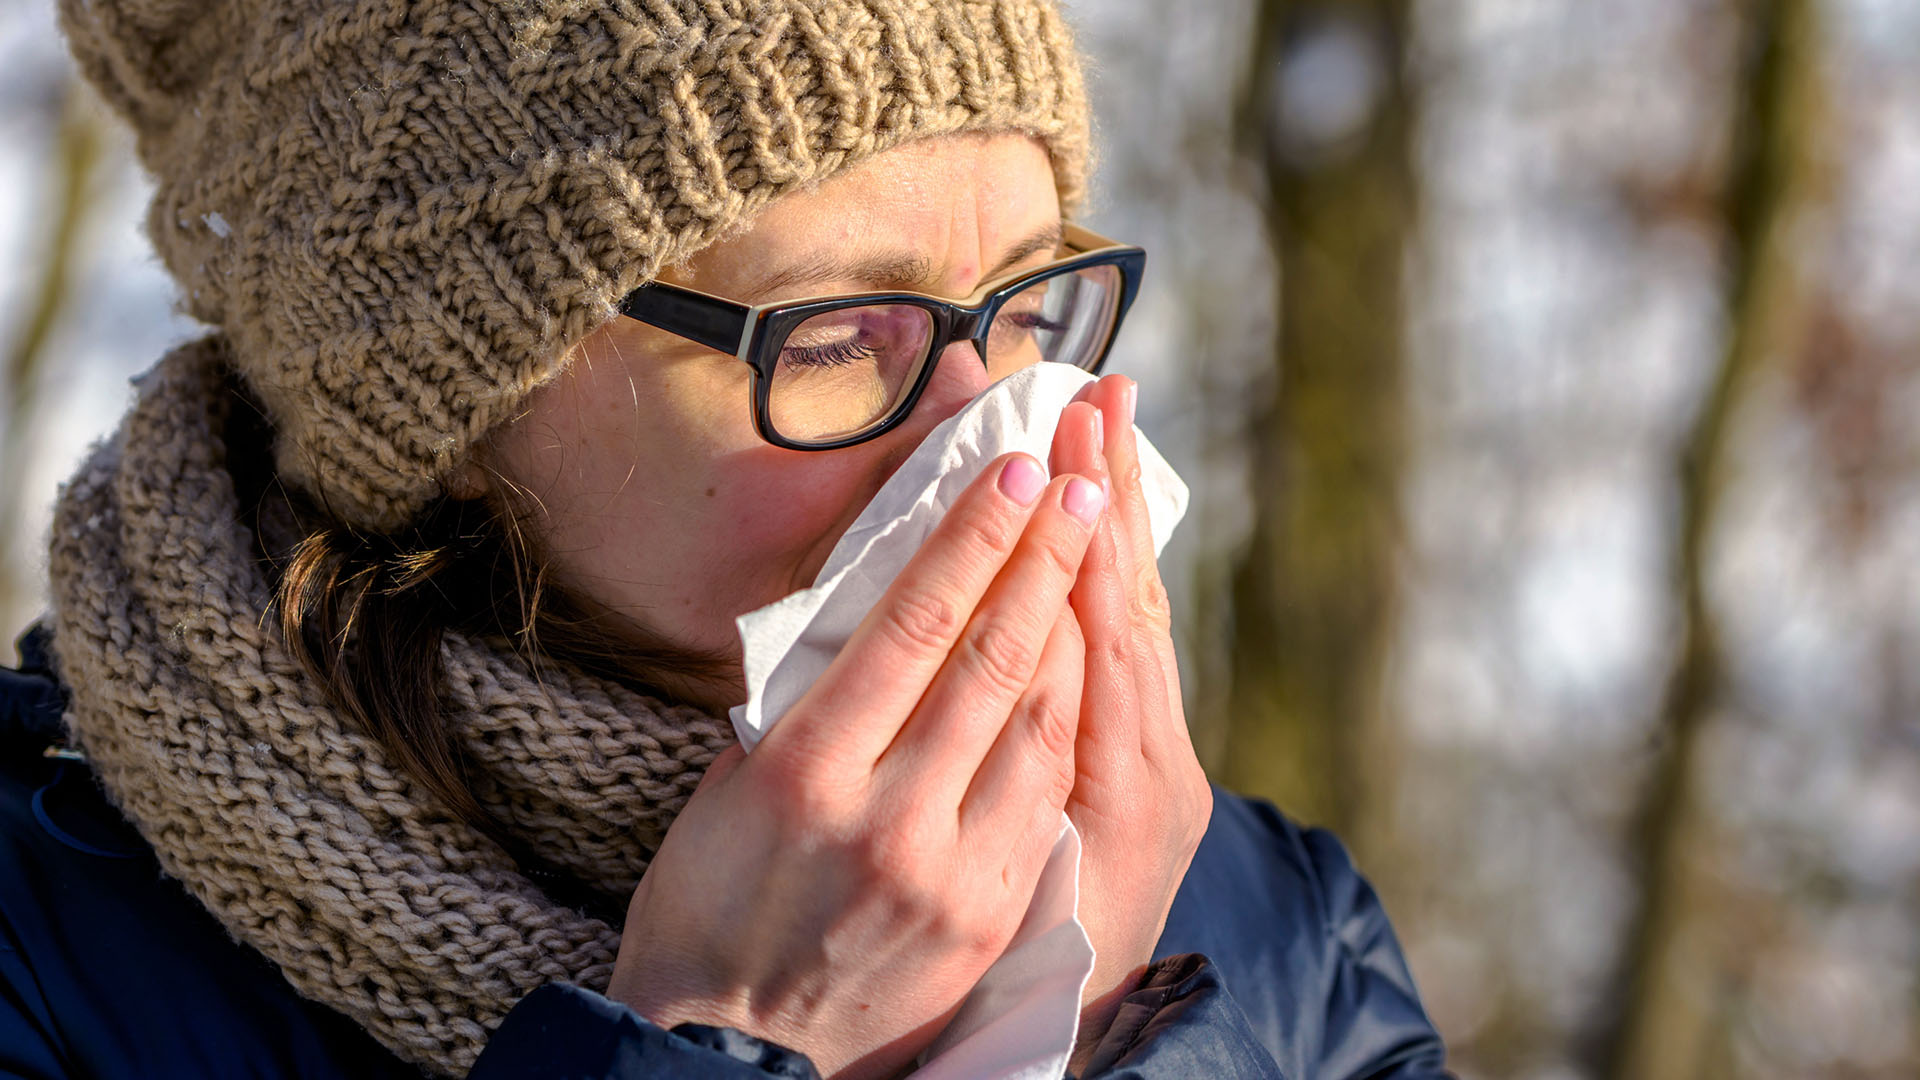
[224,373,730,900]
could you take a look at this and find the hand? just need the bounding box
[1047,378,1214,1066]
[606,452,1108,1080]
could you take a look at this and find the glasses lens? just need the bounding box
[769,303,936,442]
[984,263,1122,375]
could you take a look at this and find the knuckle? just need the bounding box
[1019,685,1079,763]
[962,919,1011,963]
[860,810,944,881]
[949,500,1021,560]
[927,903,1008,963]
[1033,527,1090,580]
[758,763,812,815]
[877,875,945,935]
[857,831,921,885]
[956,622,1042,698]
[758,758,857,832]
[1115,457,1144,494]
[1131,567,1174,627]
[883,588,968,655]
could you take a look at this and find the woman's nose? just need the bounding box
[907,339,995,430]
[866,340,993,489]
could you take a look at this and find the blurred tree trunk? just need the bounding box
[1594,1,1822,1076]
[2,79,104,638]
[1222,0,1415,838]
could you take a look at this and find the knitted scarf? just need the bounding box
[45,334,739,1076]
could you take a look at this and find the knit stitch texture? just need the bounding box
[59,0,1092,531]
[47,334,743,1075]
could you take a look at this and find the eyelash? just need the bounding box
[999,311,1069,334]
[781,339,879,368]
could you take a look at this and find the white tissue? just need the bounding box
[729,362,1189,1078]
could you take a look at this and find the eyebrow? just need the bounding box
[736,222,1065,301]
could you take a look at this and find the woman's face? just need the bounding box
[482,132,1064,710]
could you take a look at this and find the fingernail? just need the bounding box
[1123,380,1138,425]
[999,455,1047,505]
[1092,409,1105,454]
[1063,476,1106,526]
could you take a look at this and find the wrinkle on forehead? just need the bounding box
[665,132,1060,300]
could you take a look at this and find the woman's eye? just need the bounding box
[991,305,1070,348]
[999,310,1069,334]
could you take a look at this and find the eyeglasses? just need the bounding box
[618,223,1146,450]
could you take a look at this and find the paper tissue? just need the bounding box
[729,362,1189,1077]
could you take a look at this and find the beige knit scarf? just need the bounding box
[45,334,739,1076]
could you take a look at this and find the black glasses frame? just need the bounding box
[618,223,1147,450]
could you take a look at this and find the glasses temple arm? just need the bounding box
[620,283,753,357]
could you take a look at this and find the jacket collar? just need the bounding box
[2,623,66,750]
[1,622,144,859]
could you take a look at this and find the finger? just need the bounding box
[958,606,1084,838]
[765,452,1051,770]
[1086,376,1187,750]
[1048,400,1105,494]
[1049,396,1147,764]
[1068,494,1147,763]
[878,473,1106,802]
[1089,377,1166,630]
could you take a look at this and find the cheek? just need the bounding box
[699,443,882,592]
[635,357,895,597]
[634,368,873,593]
[503,349,886,641]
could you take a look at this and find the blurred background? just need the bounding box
[2,0,1915,1076]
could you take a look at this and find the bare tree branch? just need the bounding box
[2,79,105,636]
[1594,1,1822,1075]
[1222,0,1416,837]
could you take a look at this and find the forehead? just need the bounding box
[679,133,1060,292]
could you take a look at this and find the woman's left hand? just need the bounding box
[1047,375,1215,1065]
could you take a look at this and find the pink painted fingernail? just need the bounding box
[1063,476,1106,526]
[999,455,1047,505]
[1123,380,1138,425]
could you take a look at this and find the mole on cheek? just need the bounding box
[705,486,717,497]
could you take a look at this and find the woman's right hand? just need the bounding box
[605,450,1108,1080]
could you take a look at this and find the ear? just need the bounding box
[443,460,491,502]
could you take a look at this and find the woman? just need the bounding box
[0,1,1449,1077]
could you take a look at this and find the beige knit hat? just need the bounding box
[61,0,1092,532]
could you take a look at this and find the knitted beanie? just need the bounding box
[60,0,1092,532]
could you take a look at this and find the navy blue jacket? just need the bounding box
[0,627,1449,1078]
